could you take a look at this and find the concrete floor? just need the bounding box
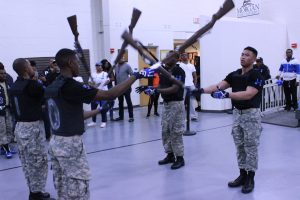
[1,106,300,200]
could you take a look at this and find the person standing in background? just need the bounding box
[87,62,110,128]
[114,58,135,122]
[179,53,198,121]
[101,59,115,121]
[276,49,300,111]
[146,72,160,117]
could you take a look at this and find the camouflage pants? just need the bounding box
[49,135,91,200]
[232,108,262,172]
[0,109,14,145]
[161,101,185,157]
[15,121,48,192]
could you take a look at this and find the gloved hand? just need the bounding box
[133,68,155,79]
[211,90,229,99]
[144,87,157,96]
[276,79,283,86]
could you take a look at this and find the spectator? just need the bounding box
[276,49,300,111]
[0,62,14,159]
[253,57,271,81]
[101,59,115,121]
[87,62,110,128]
[179,53,198,121]
[146,72,160,117]
[114,58,134,122]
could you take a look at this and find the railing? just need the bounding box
[260,79,285,115]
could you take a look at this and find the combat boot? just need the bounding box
[228,169,247,187]
[29,191,55,200]
[158,153,175,165]
[171,156,185,170]
[242,171,255,194]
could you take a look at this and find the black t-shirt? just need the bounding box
[10,78,44,121]
[224,68,264,109]
[61,78,98,104]
[159,65,185,102]
[46,77,98,137]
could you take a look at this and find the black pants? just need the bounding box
[91,101,107,122]
[283,79,297,109]
[147,93,160,114]
[117,88,133,119]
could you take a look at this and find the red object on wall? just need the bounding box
[291,43,297,49]
[110,48,115,53]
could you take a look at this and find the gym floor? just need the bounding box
[0,106,299,200]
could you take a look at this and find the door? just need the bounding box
[138,47,158,106]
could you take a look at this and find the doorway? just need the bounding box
[138,46,158,106]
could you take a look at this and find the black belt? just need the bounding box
[234,108,258,114]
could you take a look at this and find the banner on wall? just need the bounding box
[236,0,260,18]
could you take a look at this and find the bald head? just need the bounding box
[13,58,31,76]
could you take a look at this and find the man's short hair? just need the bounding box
[244,46,258,57]
[0,62,4,70]
[286,48,293,53]
[13,58,28,76]
[55,48,76,69]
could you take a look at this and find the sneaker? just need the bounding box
[128,118,134,122]
[146,114,150,117]
[100,123,106,128]
[87,122,96,127]
[5,151,13,159]
[195,106,201,112]
[154,113,160,117]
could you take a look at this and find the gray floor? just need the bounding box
[1,106,300,200]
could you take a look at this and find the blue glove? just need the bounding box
[144,87,157,96]
[211,90,229,99]
[133,68,155,79]
[276,79,283,86]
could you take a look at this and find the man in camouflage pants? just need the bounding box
[10,58,54,200]
[45,48,153,199]
[135,51,186,170]
[0,62,14,159]
[199,46,263,193]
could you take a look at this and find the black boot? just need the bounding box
[228,169,247,187]
[171,156,185,170]
[158,153,175,165]
[29,191,55,200]
[242,171,255,194]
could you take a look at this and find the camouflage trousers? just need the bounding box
[0,109,14,145]
[49,135,91,200]
[14,121,48,192]
[232,108,262,172]
[161,101,185,157]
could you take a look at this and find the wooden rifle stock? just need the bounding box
[121,31,184,88]
[67,15,92,82]
[121,0,234,87]
[108,8,142,78]
[163,0,234,63]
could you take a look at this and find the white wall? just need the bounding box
[0,0,93,78]
[200,17,287,110]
